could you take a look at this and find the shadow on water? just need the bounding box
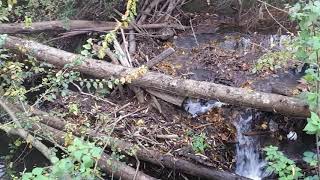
[0,130,49,179]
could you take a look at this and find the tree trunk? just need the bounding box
[0,20,117,34]
[0,20,186,34]
[32,124,157,180]
[3,36,310,117]
[6,101,249,180]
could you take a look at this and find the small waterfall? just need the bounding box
[234,112,266,180]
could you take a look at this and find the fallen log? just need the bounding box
[0,20,186,34]
[31,124,157,180]
[146,47,175,68]
[0,20,117,34]
[7,101,248,180]
[145,47,185,106]
[1,100,155,180]
[3,36,310,117]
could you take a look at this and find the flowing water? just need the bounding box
[183,99,267,179]
[234,112,266,180]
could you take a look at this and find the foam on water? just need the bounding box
[183,98,226,117]
[234,113,266,180]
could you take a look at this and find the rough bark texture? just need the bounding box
[3,36,310,117]
[32,124,157,180]
[0,20,186,35]
[146,89,185,106]
[8,101,248,180]
[146,47,175,68]
[0,20,117,34]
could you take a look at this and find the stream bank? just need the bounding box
[0,1,314,179]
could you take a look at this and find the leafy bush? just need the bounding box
[20,138,103,180]
[264,146,303,179]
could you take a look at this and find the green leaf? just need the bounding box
[81,50,90,56]
[83,44,91,50]
[304,151,315,158]
[86,82,91,90]
[51,157,59,164]
[310,112,320,125]
[73,150,83,161]
[32,167,44,176]
[107,81,113,89]
[303,122,318,134]
[82,155,94,168]
[93,82,98,89]
[90,147,102,158]
[22,172,34,180]
[34,175,49,180]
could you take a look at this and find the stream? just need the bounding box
[234,111,266,179]
[184,100,267,179]
[179,32,293,179]
[0,32,296,179]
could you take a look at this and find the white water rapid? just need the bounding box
[234,113,266,180]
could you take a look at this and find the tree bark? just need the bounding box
[7,101,249,180]
[3,36,310,117]
[32,124,157,180]
[0,20,186,34]
[146,47,175,68]
[0,20,117,34]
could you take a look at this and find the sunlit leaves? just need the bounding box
[24,16,32,28]
[0,1,10,22]
[304,112,320,135]
[303,151,318,167]
[23,138,103,179]
[264,146,303,179]
[191,133,209,154]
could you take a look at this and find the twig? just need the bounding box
[0,99,57,164]
[189,19,199,47]
[193,123,214,130]
[133,154,141,180]
[146,47,175,68]
[111,102,131,116]
[264,3,293,35]
[109,107,147,135]
[256,0,289,14]
[120,28,133,67]
[138,0,164,24]
[6,127,57,164]
[164,0,177,21]
[155,134,179,139]
[0,99,22,127]
[113,38,131,67]
[129,30,137,55]
[71,82,117,106]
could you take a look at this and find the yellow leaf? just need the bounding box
[120,77,126,84]
[26,134,33,144]
[261,122,268,130]
[136,119,145,126]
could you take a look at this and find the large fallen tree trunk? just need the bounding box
[2,100,155,180]
[32,124,157,180]
[3,36,310,117]
[5,100,249,180]
[0,20,117,34]
[0,20,186,34]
